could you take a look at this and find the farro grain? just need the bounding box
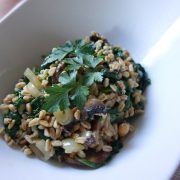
[84,36,90,43]
[129,64,134,72]
[103,78,109,88]
[48,67,56,76]
[41,79,48,87]
[8,139,15,146]
[72,133,79,139]
[23,95,32,102]
[8,104,16,112]
[45,139,51,152]
[24,135,34,144]
[38,125,44,130]
[135,96,141,104]
[108,93,116,100]
[26,103,32,114]
[73,123,80,131]
[3,94,15,104]
[118,102,125,112]
[49,117,55,127]
[90,83,99,96]
[98,93,108,101]
[124,111,129,118]
[118,123,130,137]
[19,139,27,145]
[120,95,128,101]
[97,49,104,56]
[44,115,50,121]
[105,55,111,62]
[8,120,15,129]
[51,140,62,147]
[53,120,59,129]
[12,96,18,103]
[75,137,86,144]
[49,128,56,139]
[116,96,121,103]
[77,150,86,158]
[129,107,134,117]
[4,118,11,125]
[55,128,62,138]
[0,127,5,136]
[21,120,28,131]
[21,87,31,96]
[22,114,28,119]
[110,84,117,92]
[135,109,144,114]
[39,110,46,119]
[102,145,112,152]
[4,134,11,143]
[15,82,26,89]
[44,128,50,137]
[96,142,103,152]
[74,109,80,120]
[29,118,39,127]
[109,61,121,71]
[24,148,33,156]
[122,71,130,78]
[39,120,50,127]
[105,99,116,107]
[80,121,91,129]
[123,50,129,58]
[107,53,114,61]
[0,104,9,111]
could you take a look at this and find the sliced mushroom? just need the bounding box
[51,62,66,84]
[81,99,106,120]
[62,150,111,168]
[85,135,96,147]
[62,155,83,167]
[90,35,109,46]
[85,150,111,164]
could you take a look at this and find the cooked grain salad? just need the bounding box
[0,32,150,168]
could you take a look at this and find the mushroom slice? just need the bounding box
[82,99,106,120]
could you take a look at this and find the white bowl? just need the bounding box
[0,1,180,180]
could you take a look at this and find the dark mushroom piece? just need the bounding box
[51,62,66,84]
[62,155,83,167]
[85,150,111,164]
[85,135,96,147]
[81,99,106,121]
[62,150,111,169]
[90,35,109,46]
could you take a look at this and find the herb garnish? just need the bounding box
[42,40,104,112]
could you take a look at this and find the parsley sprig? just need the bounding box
[42,39,104,112]
[41,40,95,68]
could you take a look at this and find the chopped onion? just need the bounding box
[26,82,42,97]
[80,131,92,138]
[53,109,73,125]
[24,68,42,89]
[29,144,44,160]
[30,140,54,161]
[62,138,84,154]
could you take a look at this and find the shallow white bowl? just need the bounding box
[0,1,180,180]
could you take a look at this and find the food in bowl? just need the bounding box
[0,32,150,168]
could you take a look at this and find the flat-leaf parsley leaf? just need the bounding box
[84,72,103,86]
[42,85,70,112]
[41,41,73,67]
[71,85,89,109]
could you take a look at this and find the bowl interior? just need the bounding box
[0,1,180,180]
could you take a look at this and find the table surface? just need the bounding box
[0,1,179,179]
